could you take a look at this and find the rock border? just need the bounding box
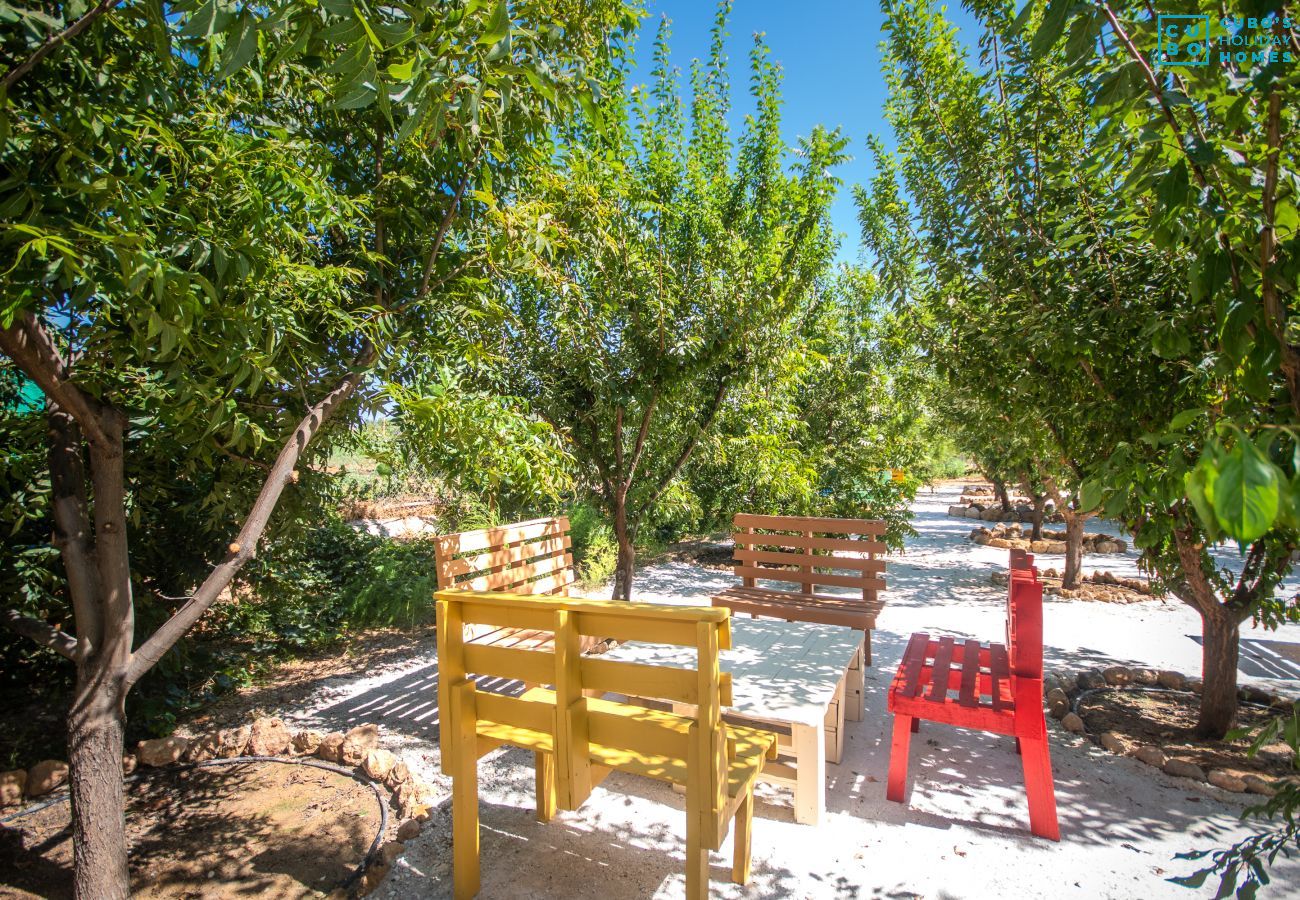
[1044,667,1298,797]
[970,522,1128,556]
[2,718,427,898]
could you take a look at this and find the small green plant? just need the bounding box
[1172,704,1300,898]
[568,502,618,589]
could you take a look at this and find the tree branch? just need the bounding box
[47,405,102,656]
[125,347,374,686]
[643,373,731,512]
[417,158,479,300]
[2,608,79,660]
[2,0,122,93]
[624,390,659,488]
[0,312,111,447]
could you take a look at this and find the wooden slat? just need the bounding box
[454,558,574,594]
[733,513,887,535]
[733,548,886,572]
[958,639,981,708]
[476,690,556,737]
[731,565,886,592]
[734,532,887,555]
[441,535,573,579]
[587,706,692,762]
[927,638,954,702]
[989,643,1010,712]
[435,517,569,556]
[464,643,555,685]
[454,600,557,632]
[581,657,698,705]
[712,587,881,629]
[900,632,929,698]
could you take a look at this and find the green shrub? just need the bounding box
[567,502,618,589]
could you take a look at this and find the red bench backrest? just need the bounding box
[1006,550,1043,679]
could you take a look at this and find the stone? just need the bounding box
[981,508,1002,521]
[1047,697,1069,719]
[1134,745,1167,768]
[1163,758,1207,781]
[1061,712,1086,734]
[1240,685,1273,705]
[138,736,190,767]
[214,726,250,758]
[379,840,404,867]
[362,748,397,783]
[1208,769,1248,793]
[1102,666,1131,686]
[1097,731,1125,753]
[1044,541,1068,554]
[987,537,1011,549]
[292,730,324,755]
[386,761,413,789]
[247,718,292,756]
[1243,774,1278,797]
[1,770,26,807]
[184,732,222,764]
[122,754,137,776]
[1131,668,1159,686]
[948,505,966,517]
[1157,670,1186,691]
[1077,670,1106,690]
[964,507,983,519]
[316,732,346,763]
[1185,678,1204,694]
[25,760,69,797]
[392,777,436,818]
[396,818,422,842]
[340,724,380,766]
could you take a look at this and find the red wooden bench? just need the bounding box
[885,550,1059,840]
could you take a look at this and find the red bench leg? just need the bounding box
[1019,736,1060,841]
[887,713,913,802]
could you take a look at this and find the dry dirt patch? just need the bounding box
[0,760,379,899]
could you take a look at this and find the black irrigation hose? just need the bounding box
[1,754,387,892]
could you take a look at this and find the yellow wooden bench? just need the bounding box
[436,589,778,899]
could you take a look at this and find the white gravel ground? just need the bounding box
[278,484,1300,899]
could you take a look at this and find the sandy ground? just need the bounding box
[267,484,1300,899]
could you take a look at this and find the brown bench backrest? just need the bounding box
[730,513,886,602]
[434,517,574,597]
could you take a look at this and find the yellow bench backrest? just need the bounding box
[434,517,574,596]
[435,590,734,815]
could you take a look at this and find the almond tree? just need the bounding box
[495,4,844,600]
[0,2,630,896]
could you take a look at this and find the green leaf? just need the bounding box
[1211,439,1281,545]
[479,1,509,46]
[387,58,415,80]
[1031,0,1072,55]
[1169,408,1204,431]
[1078,478,1104,512]
[217,17,259,80]
[1185,457,1221,541]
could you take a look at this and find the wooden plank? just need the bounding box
[435,517,569,556]
[733,547,886,572]
[899,632,929,698]
[712,592,878,629]
[587,707,692,762]
[926,637,954,703]
[958,639,982,708]
[733,513,887,535]
[731,565,886,592]
[441,535,573,579]
[573,613,702,647]
[475,690,556,738]
[989,643,1010,712]
[453,600,557,632]
[581,657,698,704]
[792,721,825,825]
[734,532,887,555]
[463,643,555,685]
[454,563,574,595]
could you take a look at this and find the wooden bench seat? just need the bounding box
[711,514,888,721]
[885,551,1059,840]
[436,590,779,899]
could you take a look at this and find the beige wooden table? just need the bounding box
[603,616,862,826]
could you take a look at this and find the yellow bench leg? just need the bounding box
[535,750,556,822]
[685,812,709,900]
[452,685,481,899]
[731,792,753,885]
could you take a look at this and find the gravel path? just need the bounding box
[267,484,1300,898]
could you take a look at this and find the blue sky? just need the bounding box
[626,0,982,262]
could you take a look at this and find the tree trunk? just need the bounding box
[1195,604,1242,738]
[67,657,130,899]
[1031,494,1047,542]
[610,495,635,602]
[993,477,1011,513]
[1061,513,1084,589]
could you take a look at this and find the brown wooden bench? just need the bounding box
[711,513,887,722]
[434,517,599,652]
